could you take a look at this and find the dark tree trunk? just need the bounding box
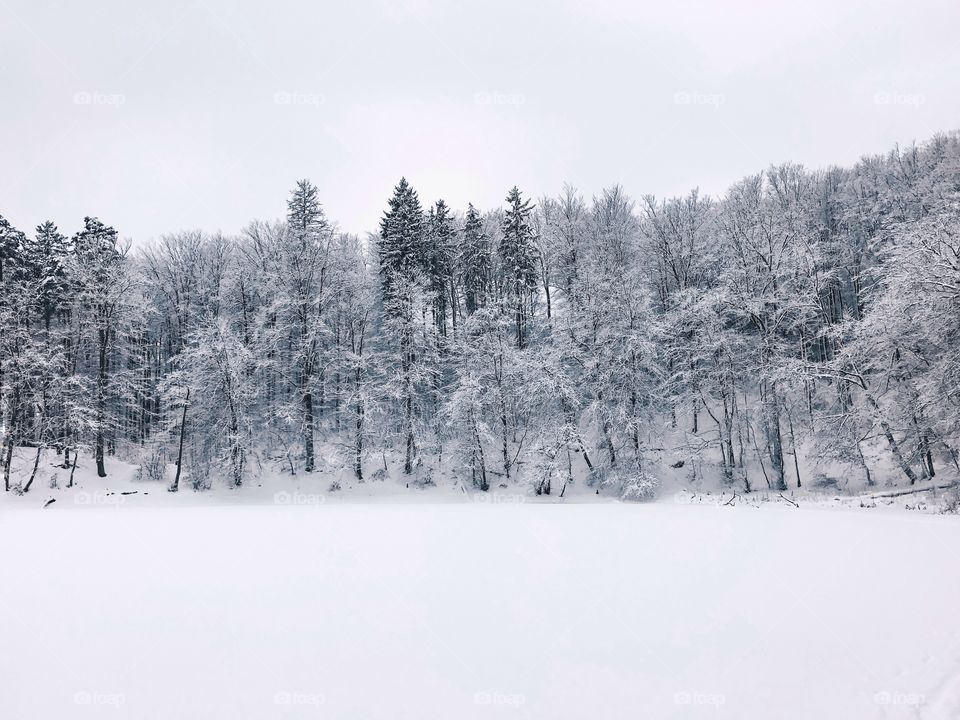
[856,440,874,487]
[22,445,42,493]
[355,367,364,481]
[764,388,787,491]
[304,390,315,473]
[172,388,190,492]
[3,388,20,491]
[472,411,488,491]
[96,330,108,478]
[500,403,510,479]
[863,390,918,484]
[68,450,78,488]
[604,422,616,465]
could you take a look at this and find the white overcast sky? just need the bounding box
[2,0,958,243]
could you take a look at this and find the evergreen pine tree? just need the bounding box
[73,217,123,478]
[425,199,455,335]
[377,178,430,474]
[378,177,424,308]
[461,203,491,315]
[287,179,328,240]
[283,179,330,473]
[23,221,71,330]
[499,187,539,348]
[0,214,25,284]
[0,215,26,488]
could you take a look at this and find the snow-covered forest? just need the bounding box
[2,131,960,498]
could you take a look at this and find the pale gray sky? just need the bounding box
[2,0,958,242]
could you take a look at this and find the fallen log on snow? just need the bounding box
[778,493,799,508]
[870,481,958,499]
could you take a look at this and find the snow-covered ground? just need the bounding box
[3,483,960,719]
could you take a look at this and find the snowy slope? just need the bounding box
[2,501,959,719]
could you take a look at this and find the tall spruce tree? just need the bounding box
[425,199,455,336]
[73,217,124,478]
[460,203,491,315]
[284,179,330,472]
[23,221,70,331]
[0,215,26,488]
[378,177,424,306]
[0,215,24,284]
[377,178,428,473]
[500,187,539,349]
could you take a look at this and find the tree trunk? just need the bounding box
[171,388,190,492]
[96,330,108,478]
[304,390,315,472]
[863,389,918,484]
[354,367,364,481]
[472,411,488,491]
[603,421,616,465]
[22,445,42,493]
[68,449,78,488]
[3,389,20,491]
[500,405,510,479]
[786,409,801,488]
[764,388,787,491]
[856,440,874,487]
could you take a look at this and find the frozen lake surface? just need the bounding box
[2,501,959,719]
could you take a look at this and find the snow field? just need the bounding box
[2,502,959,719]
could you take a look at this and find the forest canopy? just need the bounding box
[2,131,959,497]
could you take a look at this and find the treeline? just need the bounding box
[1,132,959,496]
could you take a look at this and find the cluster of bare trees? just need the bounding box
[2,132,958,495]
